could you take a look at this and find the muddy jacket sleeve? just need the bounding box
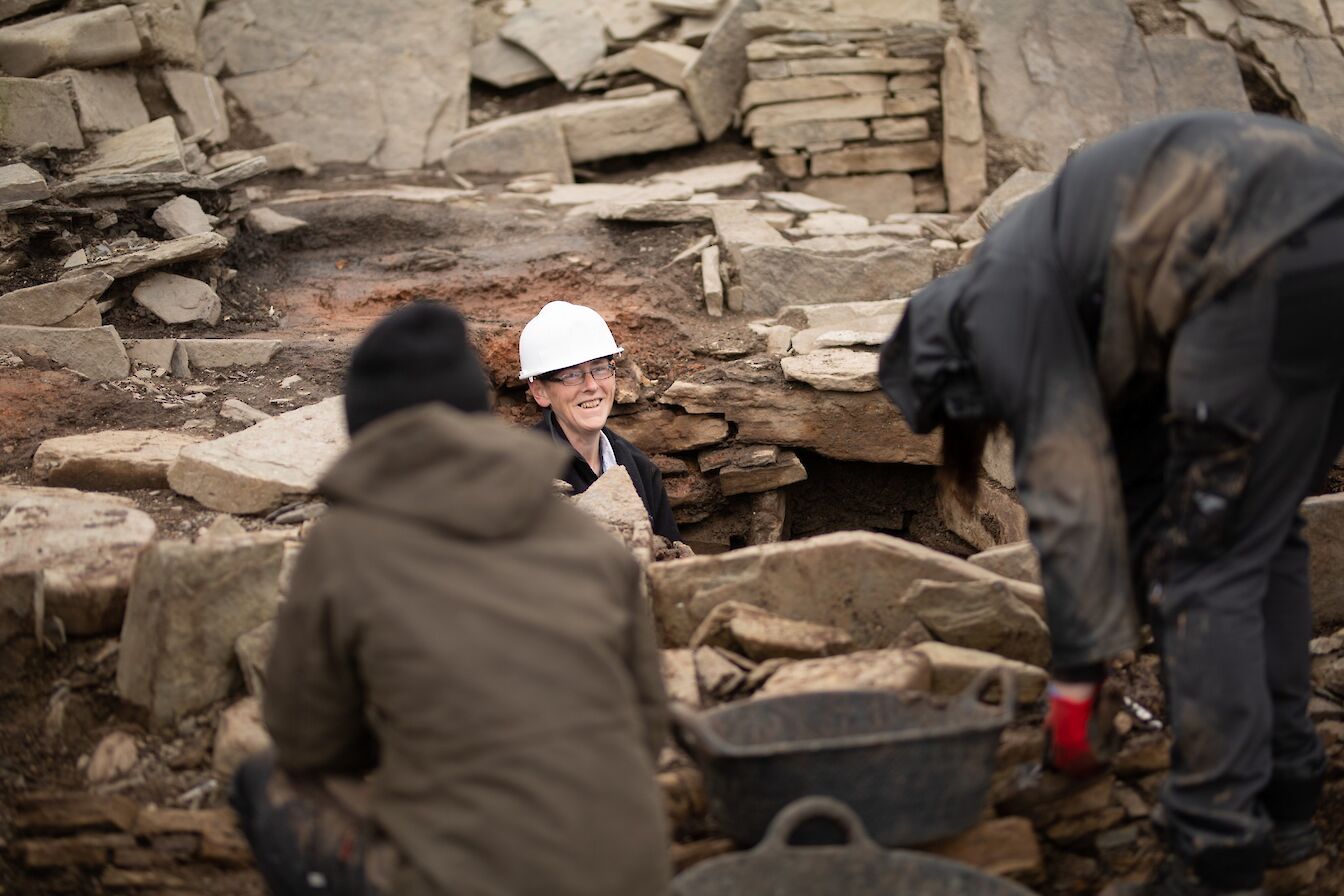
[964,256,1141,669]
[263,536,379,776]
[623,557,669,761]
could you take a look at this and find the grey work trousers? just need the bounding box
[1138,215,1344,889]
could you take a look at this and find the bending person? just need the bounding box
[879,111,1344,896]
[521,300,680,542]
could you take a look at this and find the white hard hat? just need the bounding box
[518,301,623,379]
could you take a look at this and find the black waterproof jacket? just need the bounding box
[534,409,681,542]
[879,111,1344,669]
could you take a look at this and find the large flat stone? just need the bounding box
[0,5,142,77]
[790,315,901,353]
[499,0,606,91]
[553,90,702,163]
[967,541,1041,586]
[218,0,471,168]
[630,40,700,90]
[741,73,887,111]
[469,36,551,89]
[167,397,348,514]
[801,173,916,221]
[0,161,46,210]
[734,236,935,314]
[758,648,931,696]
[781,348,878,391]
[752,117,870,150]
[941,35,986,213]
[955,0,1157,169]
[1304,494,1344,628]
[152,195,214,238]
[775,297,908,330]
[810,141,941,176]
[0,324,128,381]
[117,533,286,726]
[1256,38,1344,142]
[650,160,764,192]
[0,77,83,149]
[743,93,886,134]
[177,338,280,368]
[0,488,155,638]
[649,530,1034,647]
[1145,35,1249,115]
[912,641,1047,703]
[607,408,730,453]
[131,273,221,326]
[123,338,191,378]
[683,0,760,140]
[33,430,203,491]
[718,450,806,495]
[44,68,149,134]
[599,0,672,41]
[444,111,572,183]
[64,232,229,280]
[571,466,654,564]
[902,578,1050,666]
[0,272,111,328]
[74,116,184,177]
[662,360,938,463]
[834,0,939,17]
[162,70,229,144]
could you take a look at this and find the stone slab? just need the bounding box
[758,648,931,696]
[123,338,190,378]
[0,5,142,77]
[810,141,941,176]
[245,207,308,235]
[775,297,908,330]
[718,450,806,495]
[117,533,286,725]
[1256,38,1344,142]
[735,236,934,314]
[741,73,888,111]
[545,181,694,207]
[444,111,573,183]
[902,578,1050,666]
[801,173,916,221]
[743,93,885,134]
[592,197,758,223]
[219,0,471,169]
[553,90,702,163]
[33,430,202,491]
[571,466,654,564]
[0,162,47,210]
[650,160,764,192]
[598,0,672,42]
[152,195,214,238]
[44,67,148,134]
[469,36,551,89]
[833,0,939,18]
[630,40,699,90]
[654,0,721,13]
[499,0,606,91]
[967,541,1041,586]
[953,167,1053,242]
[211,142,317,176]
[167,397,347,514]
[177,338,281,369]
[0,272,111,328]
[782,56,933,77]
[955,0,1157,169]
[0,324,128,380]
[781,348,878,391]
[912,641,1047,703]
[941,35,986,213]
[607,408,729,453]
[661,363,937,463]
[162,70,229,144]
[1145,35,1249,115]
[762,190,843,214]
[683,0,760,140]
[132,273,221,326]
[752,117,870,149]
[0,488,155,637]
[74,116,184,177]
[0,76,83,149]
[1304,493,1344,628]
[649,530,1030,647]
[63,232,228,280]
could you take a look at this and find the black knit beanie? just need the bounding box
[344,301,492,436]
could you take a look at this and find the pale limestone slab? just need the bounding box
[650,160,763,192]
[444,111,572,183]
[33,429,203,490]
[123,338,190,377]
[499,0,606,91]
[762,190,843,214]
[683,0,760,140]
[177,338,281,369]
[752,118,869,149]
[941,35,986,213]
[469,35,551,89]
[0,76,83,149]
[45,67,148,134]
[0,5,142,77]
[0,272,111,327]
[65,232,229,280]
[0,324,128,380]
[167,396,347,514]
[781,347,879,391]
[74,116,184,176]
[152,195,213,238]
[598,0,672,42]
[629,40,700,90]
[553,90,701,163]
[0,161,46,210]
[162,70,229,143]
[912,641,1046,703]
[741,73,888,111]
[742,92,885,134]
[245,207,308,235]
[0,488,156,637]
[132,273,221,326]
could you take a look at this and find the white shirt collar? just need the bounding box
[598,430,617,474]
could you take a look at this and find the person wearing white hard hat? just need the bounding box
[520,300,680,542]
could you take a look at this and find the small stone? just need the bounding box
[132,273,221,326]
[0,162,47,210]
[86,731,138,784]
[245,207,308,235]
[152,196,214,238]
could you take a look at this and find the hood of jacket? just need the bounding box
[319,403,570,538]
[878,267,989,433]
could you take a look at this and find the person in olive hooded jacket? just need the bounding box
[879,112,1344,896]
[231,302,670,896]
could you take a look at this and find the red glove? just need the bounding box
[1044,681,1117,777]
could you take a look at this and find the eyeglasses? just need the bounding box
[543,361,617,386]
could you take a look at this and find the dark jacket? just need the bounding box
[879,111,1344,669]
[534,409,681,542]
[264,404,670,896]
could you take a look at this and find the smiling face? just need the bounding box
[528,357,617,443]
